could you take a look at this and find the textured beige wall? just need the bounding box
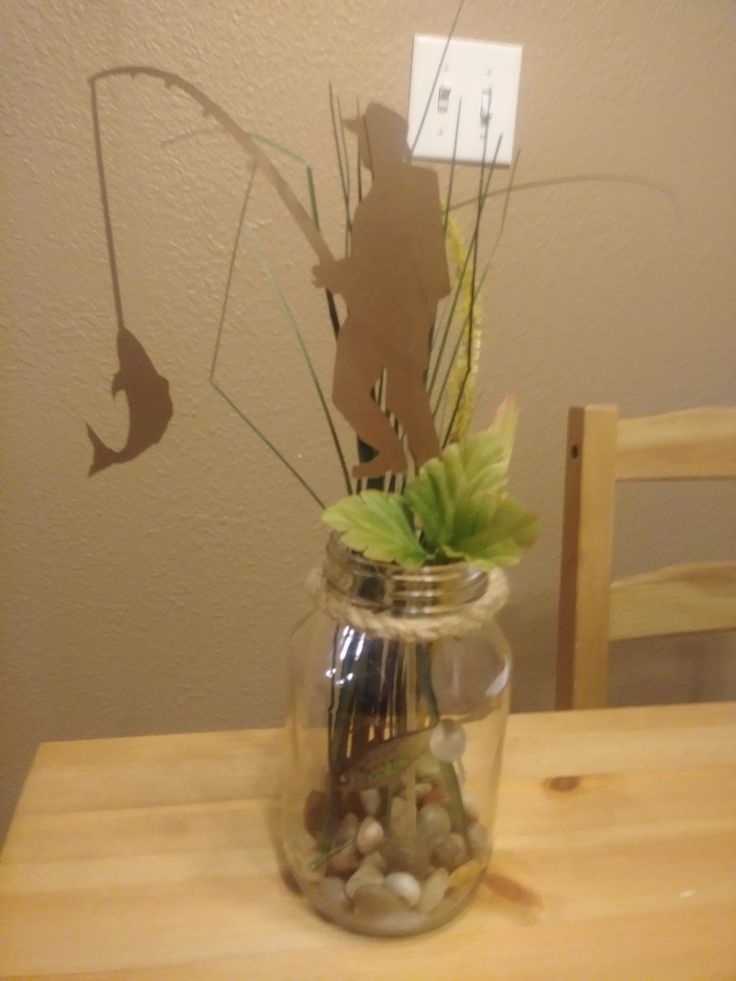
[2,0,735,837]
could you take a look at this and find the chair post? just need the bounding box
[556,405,619,709]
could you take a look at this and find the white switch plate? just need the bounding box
[408,35,522,166]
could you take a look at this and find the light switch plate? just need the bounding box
[408,35,522,166]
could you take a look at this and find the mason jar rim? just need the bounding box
[324,533,489,617]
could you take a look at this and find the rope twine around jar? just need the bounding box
[306,563,509,643]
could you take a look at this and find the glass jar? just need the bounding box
[282,535,511,937]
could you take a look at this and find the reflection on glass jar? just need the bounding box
[282,535,511,937]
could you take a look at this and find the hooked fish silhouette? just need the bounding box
[87,325,173,476]
[337,720,466,790]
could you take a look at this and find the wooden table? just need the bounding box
[1,702,735,979]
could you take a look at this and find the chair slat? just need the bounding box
[610,562,736,640]
[616,408,736,481]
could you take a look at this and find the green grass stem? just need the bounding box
[246,225,353,495]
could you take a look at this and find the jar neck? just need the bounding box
[324,534,488,618]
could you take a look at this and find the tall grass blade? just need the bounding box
[450,172,678,218]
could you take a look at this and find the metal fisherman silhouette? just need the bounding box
[312,104,451,478]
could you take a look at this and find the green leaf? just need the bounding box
[404,428,510,551]
[322,490,428,566]
[404,425,539,568]
[322,421,538,571]
[444,497,540,568]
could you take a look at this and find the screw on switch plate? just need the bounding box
[408,35,522,166]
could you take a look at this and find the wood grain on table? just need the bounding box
[1,702,735,980]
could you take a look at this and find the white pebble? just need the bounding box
[429,719,466,763]
[384,871,421,908]
[359,788,381,816]
[356,816,384,855]
[345,863,384,899]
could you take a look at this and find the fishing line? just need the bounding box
[89,79,125,335]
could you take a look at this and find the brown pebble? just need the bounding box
[432,832,468,871]
[303,790,327,837]
[341,791,363,817]
[381,837,431,878]
[327,843,360,876]
[422,785,450,805]
[336,812,359,843]
[353,884,407,918]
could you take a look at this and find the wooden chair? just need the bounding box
[556,405,736,709]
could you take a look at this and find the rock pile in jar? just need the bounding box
[294,778,490,930]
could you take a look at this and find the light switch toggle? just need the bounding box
[480,87,492,128]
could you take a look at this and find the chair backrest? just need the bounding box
[556,405,736,709]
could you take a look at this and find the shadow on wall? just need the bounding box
[502,600,557,713]
[611,633,736,707]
